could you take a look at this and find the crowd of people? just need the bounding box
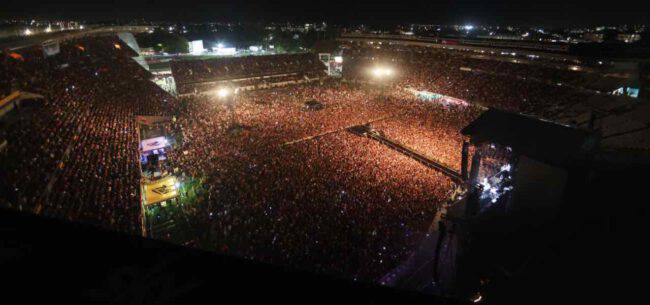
[162,80,472,280]
[2,37,613,282]
[171,53,326,85]
[343,43,606,121]
[175,70,326,95]
[1,36,173,233]
[2,39,478,281]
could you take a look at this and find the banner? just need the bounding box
[143,175,179,205]
[141,136,169,152]
[406,87,470,107]
[42,40,60,57]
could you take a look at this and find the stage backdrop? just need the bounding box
[141,136,169,152]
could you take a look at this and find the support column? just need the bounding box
[461,141,469,181]
[469,150,482,185]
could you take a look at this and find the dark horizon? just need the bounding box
[2,0,649,28]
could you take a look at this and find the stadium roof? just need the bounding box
[0,26,150,51]
[461,108,598,167]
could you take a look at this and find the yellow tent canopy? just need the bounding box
[143,175,179,205]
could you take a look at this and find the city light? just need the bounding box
[24,28,33,36]
[334,56,343,63]
[189,40,205,55]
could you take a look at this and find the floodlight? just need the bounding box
[217,87,231,98]
[371,66,394,78]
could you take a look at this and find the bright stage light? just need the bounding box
[370,66,394,78]
[217,87,232,98]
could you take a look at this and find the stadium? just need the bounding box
[1,25,648,303]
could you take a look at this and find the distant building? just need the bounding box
[582,32,604,43]
[617,33,641,43]
[188,40,204,55]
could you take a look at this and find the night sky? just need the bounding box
[2,0,648,27]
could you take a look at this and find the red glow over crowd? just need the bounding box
[1,36,604,281]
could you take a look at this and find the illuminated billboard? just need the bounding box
[141,136,169,152]
[42,40,60,57]
[188,40,204,55]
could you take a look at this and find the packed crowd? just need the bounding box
[175,70,325,95]
[163,80,473,280]
[2,38,482,281]
[171,53,327,85]
[1,36,173,233]
[3,37,605,282]
[343,44,605,120]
